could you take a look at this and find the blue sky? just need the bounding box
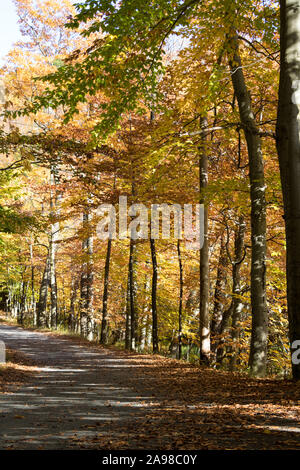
[0,0,22,63]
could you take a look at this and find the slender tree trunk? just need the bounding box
[49,165,60,329]
[177,240,183,359]
[125,269,131,350]
[6,264,11,315]
[31,264,36,325]
[37,255,50,328]
[100,239,112,344]
[150,238,159,353]
[69,276,79,332]
[148,110,158,354]
[140,268,150,350]
[199,116,211,364]
[49,232,58,329]
[80,210,94,340]
[211,233,228,353]
[230,217,246,370]
[228,34,268,377]
[276,0,300,380]
[29,240,36,325]
[18,268,27,326]
[129,238,138,350]
[128,125,139,351]
[217,218,246,365]
[61,278,66,324]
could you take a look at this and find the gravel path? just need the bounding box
[0,324,154,449]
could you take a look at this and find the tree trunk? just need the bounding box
[276,0,300,380]
[217,217,246,365]
[140,267,151,351]
[100,238,112,344]
[18,268,27,326]
[150,238,159,353]
[230,216,246,370]
[49,231,58,329]
[37,255,50,328]
[49,165,60,329]
[29,241,36,325]
[177,240,183,359]
[80,210,94,340]
[125,269,131,350]
[69,276,79,332]
[129,238,138,350]
[211,233,228,353]
[228,34,268,377]
[199,116,211,364]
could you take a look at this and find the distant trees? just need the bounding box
[0,0,298,380]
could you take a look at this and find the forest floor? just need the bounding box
[0,348,38,393]
[0,323,300,450]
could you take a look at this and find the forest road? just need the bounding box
[1,324,300,450]
[0,324,157,450]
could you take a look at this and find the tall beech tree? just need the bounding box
[100,238,112,344]
[80,210,94,340]
[211,232,228,354]
[49,165,60,329]
[150,238,159,353]
[227,31,268,377]
[199,116,211,364]
[277,0,300,380]
[177,239,183,360]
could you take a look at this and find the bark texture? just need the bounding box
[37,256,50,328]
[100,238,112,344]
[150,238,159,353]
[276,0,300,379]
[80,210,94,340]
[228,34,268,377]
[177,240,183,360]
[199,116,211,364]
